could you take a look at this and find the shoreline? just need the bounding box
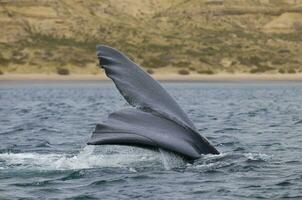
[1,73,302,82]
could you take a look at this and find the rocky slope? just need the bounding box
[0,0,302,74]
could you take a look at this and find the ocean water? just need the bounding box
[0,81,301,200]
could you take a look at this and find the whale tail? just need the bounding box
[87,45,219,160]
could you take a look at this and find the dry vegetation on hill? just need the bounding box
[0,0,302,74]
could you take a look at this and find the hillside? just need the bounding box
[1,0,302,75]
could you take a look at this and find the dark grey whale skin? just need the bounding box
[87,45,219,160]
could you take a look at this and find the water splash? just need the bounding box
[0,146,162,171]
[159,148,186,169]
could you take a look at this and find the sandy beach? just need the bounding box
[1,73,302,82]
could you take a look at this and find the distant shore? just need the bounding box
[1,73,302,82]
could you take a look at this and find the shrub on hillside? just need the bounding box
[250,68,260,73]
[0,53,9,66]
[57,68,70,75]
[288,69,296,74]
[0,70,3,75]
[238,55,263,67]
[142,57,170,68]
[178,69,190,75]
[250,65,274,73]
[146,69,154,74]
[197,69,215,75]
[188,66,196,71]
[278,69,285,74]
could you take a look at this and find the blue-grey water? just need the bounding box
[0,81,301,199]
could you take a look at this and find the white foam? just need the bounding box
[244,153,271,161]
[189,153,228,170]
[159,148,186,169]
[0,146,162,170]
[200,152,227,159]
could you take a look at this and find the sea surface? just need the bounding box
[0,81,301,200]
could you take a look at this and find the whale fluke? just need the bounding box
[87,45,219,160]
